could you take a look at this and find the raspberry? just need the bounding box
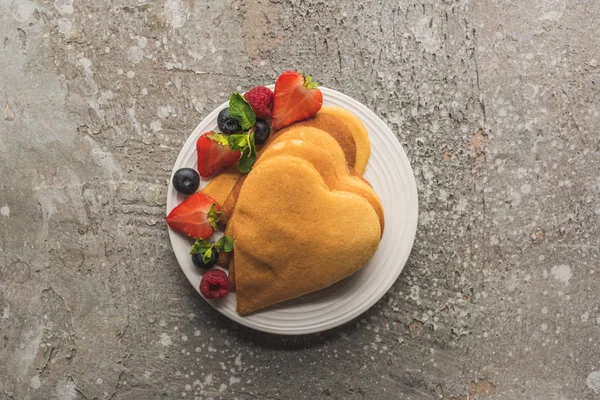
[199,269,230,299]
[244,86,274,119]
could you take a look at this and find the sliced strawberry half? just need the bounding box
[271,71,323,129]
[166,193,221,239]
[196,132,241,178]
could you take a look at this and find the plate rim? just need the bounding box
[166,86,419,335]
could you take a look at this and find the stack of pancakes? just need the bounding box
[202,106,384,314]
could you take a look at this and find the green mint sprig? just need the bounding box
[227,129,256,174]
[207,93,259,174]
[227,93,257,173]
[190,235,234,264]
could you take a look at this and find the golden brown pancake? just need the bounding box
[225,127,383,290]
[228,255,236,291]
[227,155,381,314]
[225,127,383,289]
[200,166,243,206]
[320,106,371,174]
[219,174,246,228]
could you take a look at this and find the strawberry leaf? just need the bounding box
[227,134,249,151]
[215,235,234,253]
[303,73,320,89]
[207,203,221,231]
[229,93,256,131]
[207,132,229,146]
[190,238,212,255]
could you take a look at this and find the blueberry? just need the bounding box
[192,249,219,269]
[172,168,200,195]
[254,119,270,145]
[217,108,241,135]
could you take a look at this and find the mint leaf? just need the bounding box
[237,129,257,174]
[215,235,234,253]
[202,247,213,264]
[238,150,256,174]
[227,134,248,151]
[207,203,221,231]
[248,129,256,155]
[190,238,212,255]
[207,132,229,146]
[229,93,256,130]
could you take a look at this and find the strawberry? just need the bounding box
[271,71,323,129]
[166,193,221,239]
[196,132,241,178]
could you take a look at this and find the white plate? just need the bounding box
[166,87,419,335]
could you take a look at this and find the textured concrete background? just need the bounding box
[1,0,599,399]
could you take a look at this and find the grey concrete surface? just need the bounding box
[1,0,599,399]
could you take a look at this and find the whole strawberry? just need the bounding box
[199,269,230,299]
[243,86,274,119]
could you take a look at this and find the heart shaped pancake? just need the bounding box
[225,127,384,291]
[228,155,382,314]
